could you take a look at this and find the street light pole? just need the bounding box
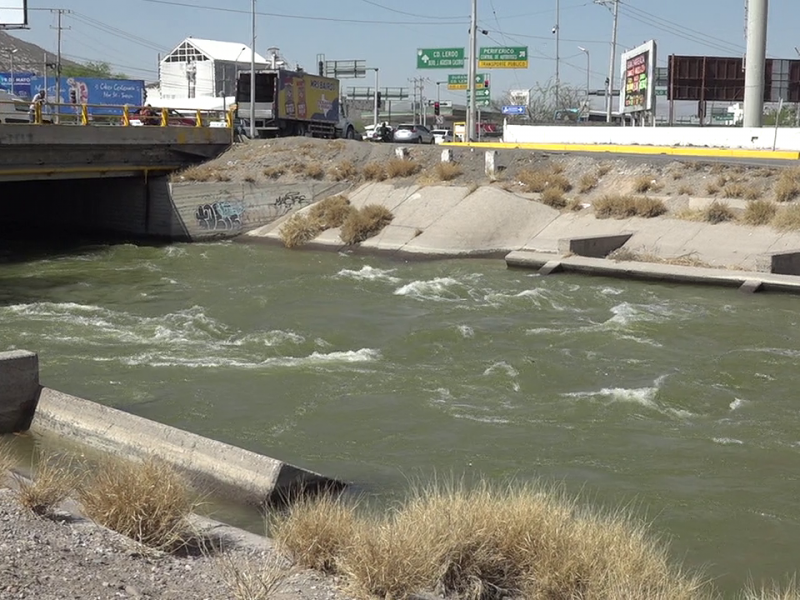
[743,0,768,127]
[467,0,478,142]
[578,46,590,100]
[249,0,256,139]
[5,49,17,95]
[554,0,560,107]
[371,67,379,128]
[605,0,619,122]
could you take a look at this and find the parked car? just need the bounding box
[393,123,434,144]
[432,128,454,144]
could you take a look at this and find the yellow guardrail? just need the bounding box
[0,99,235,129]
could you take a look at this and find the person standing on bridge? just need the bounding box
[29,89,46,123]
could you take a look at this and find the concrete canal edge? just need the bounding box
[0,351,344,507]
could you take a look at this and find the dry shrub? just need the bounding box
[706,182,720,196]
[216,551,289,600]
[78,456,195,551]
[273,479,705,600]
[290,162,306,174]
[724,182,761,200]
[594,195,666,219]
[703,201,735,224]
[774,168,800,202]
[0,438,14,484]
[279,214,322,248]
[608,248,710,268]
[671,171,685,181]
[633,174,661,193]
[519,168,572,193]
[772,204,800,231]
[540,187,567,209]
[304,163,325,180]
[328,159,359,182]
[675,207,705,222]
[677,184,694,196]
[566,197,585,212]
[742,200,778,226]
[14,452,79,516]
[180,165,231,182]
[596,162,612,177]
[263,166,286,179]
[434,162,463,181]
[386,159,420,179]
[550,161,566,174]
[741,577,800,600]
[340,204,394,245]
[243,175,256,184]
[272,492,357,573]
[578,173,598,193]
[308,195,353,229]
[362,162,386,181]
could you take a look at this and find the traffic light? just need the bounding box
[484,79,490,88]
[434,101,440,116]
[377,91,382,109]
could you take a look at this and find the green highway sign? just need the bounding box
[478,46,529,69]
[448,73,488,90]
[473,88,491,98]
[417,47,465,69]
[655,88,667,97]
[467,97,491,107]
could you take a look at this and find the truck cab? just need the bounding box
[0,90,32,124]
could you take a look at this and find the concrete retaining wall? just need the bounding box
[503,124,800,151]
[0,350,40,434]
[32,387,343,507]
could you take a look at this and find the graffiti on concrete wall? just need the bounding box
[195,200,245,232]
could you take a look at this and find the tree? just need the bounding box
[492,79,585,123]
[60,61,127,80]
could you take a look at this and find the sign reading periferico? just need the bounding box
[417,48,465,69]
[478,46,528,69]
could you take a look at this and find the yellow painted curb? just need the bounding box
[442,141,800,161]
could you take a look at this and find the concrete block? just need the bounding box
[557,233,634,258]
[441,148,454,163]
[32,388,344,507]
[0,350,40,433]
[395,147,410,160]
[739,279,764,294]
[485,150,498,177]
[755,251,800,275]
[539,260,564,275]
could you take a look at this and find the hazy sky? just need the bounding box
[6,0,797,102]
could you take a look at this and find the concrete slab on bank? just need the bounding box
[505,250,800,294]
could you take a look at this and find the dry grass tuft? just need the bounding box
[0,439,14,484]
[706,182,721,196]
[774,168,800,202]
[308,195,353,229]
[15,452,79,516]
[633,175,662,193]
[608,248,710,268]
[742,200,778,226]
[433,162,463,181]
[180,165,231,182]
[772,204,800,231]
[578,173,599,193]
[279,214,322,248]
[566,197,585,212]
[273,479,706,600]
[540,187,568,209]
[262,166,286,179]
[703,201,735,224]
[519,167,572,193]
[594,195,666,219]
[466,182,479,195]
[741,577,800,600]
[328,159,360,182]
[386,159,421,179]
[216,551,289,600]
[304,163,325,180]
[362,162,387,181]
[677,184,695,196]
[596,162,613,177]
[340,204,394,245]
[723,182,762,200]
[79,456,195,551]
[674,207,705,222]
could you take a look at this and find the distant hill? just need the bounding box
[0,30,79,73]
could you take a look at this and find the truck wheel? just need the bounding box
[346,126,355,140]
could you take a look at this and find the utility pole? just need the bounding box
[578,46,590,102]
[743,0,768,127]
[249,0,257,139]
[467,0,478,142]
[50,9,71,124]
[554,0,560,108]
[370,68,379,128]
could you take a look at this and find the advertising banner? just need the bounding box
[0,0,27,28]
[29,76,145,115]
[620,40,656,114]
[277,71,339,124]
[0,72,34,98]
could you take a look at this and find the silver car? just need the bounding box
[393,123,435,144]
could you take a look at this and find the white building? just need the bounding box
[159,37,268,100]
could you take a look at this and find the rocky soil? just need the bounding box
[172,137,791,208]
[0,486,351,600]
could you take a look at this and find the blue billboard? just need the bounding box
[0,72,34,99]
[29,76,145,115]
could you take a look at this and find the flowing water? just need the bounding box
[1,240,800,595]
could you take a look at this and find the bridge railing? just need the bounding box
[1,99,235,129]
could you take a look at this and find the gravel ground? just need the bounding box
[173,137,789,206]
[0,486,351,600]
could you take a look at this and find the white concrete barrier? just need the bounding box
[503,124,800,151]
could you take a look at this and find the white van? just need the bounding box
[0,89,32,123]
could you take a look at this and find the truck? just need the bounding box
[235,68,357,140]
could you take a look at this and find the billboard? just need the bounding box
[277,70,339,124]
[0,71,34,98]
[620,40,656,114]
[0,0,27,28]
[29,76,145,115]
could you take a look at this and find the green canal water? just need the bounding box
[1,240,799,594]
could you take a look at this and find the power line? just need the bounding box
[358,0,464,20]
[70,12,169,53]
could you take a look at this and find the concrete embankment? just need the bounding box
[243,182,800,293]
[0,350,343,507]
